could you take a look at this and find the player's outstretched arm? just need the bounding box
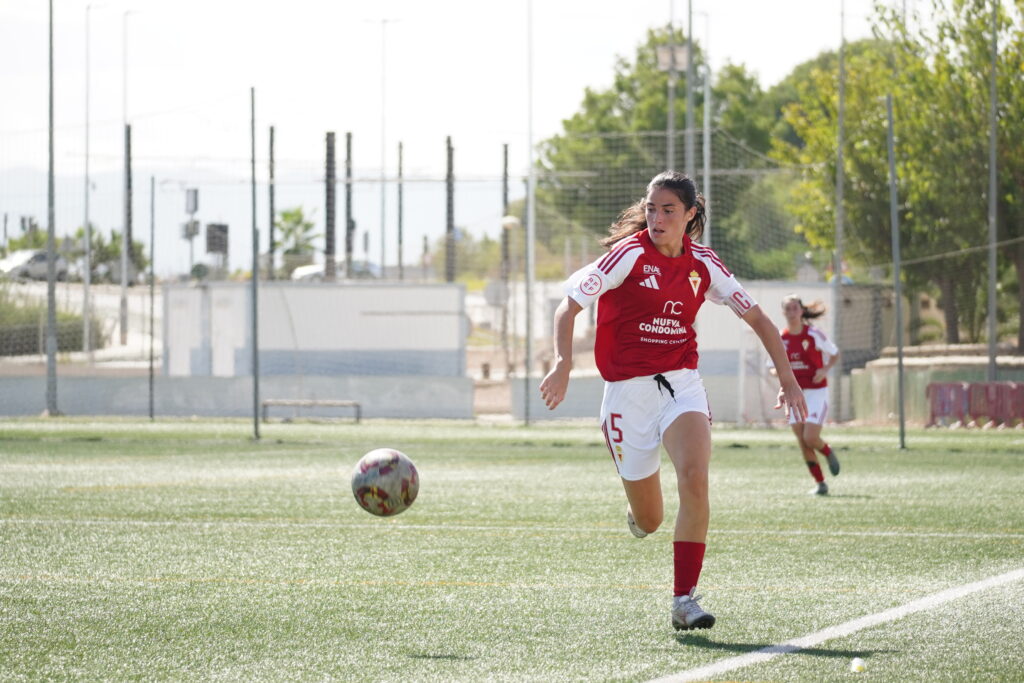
[539,297,583,410]
[741,305,808,422]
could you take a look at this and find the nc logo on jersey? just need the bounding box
[580,273,603,296]
[639,274,660,289]
[688,270,702,296]
[643,265,662,276]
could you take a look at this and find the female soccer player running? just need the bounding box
[539,172,806,631]
[771,295,841,495]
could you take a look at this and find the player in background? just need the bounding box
[539,171,806,631]
[769,295,841,495]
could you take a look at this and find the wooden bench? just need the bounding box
[261,399,361,423]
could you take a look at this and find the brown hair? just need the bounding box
[782,294,826,320]
[601,171,707,248]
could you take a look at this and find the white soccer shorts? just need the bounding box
[599,368,710,481]
[791,386,829,425]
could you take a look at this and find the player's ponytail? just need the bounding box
[601,171,707,248]
[601,199,647,248]
[783,294,826,320]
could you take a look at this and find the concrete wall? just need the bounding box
[0,375,474,419]
[509,370,850,424]
[164,282,467,377]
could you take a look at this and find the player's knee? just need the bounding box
[677,464,709,498]
[634,509,663,533]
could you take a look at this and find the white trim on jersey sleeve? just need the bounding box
[695,247,757,317]
[808,326,839,356]
[565,239,644,309]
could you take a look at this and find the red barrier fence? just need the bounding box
[927,381,1023,428]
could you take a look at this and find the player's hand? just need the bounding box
[812,368,828,384]
[774,378,807,422]
[539,362,571,410]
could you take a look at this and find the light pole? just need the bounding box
[667,0,677,170]
[84,3,103,361]
[684,0,695,178]
[700,12,711,246]
[525,0,537,426]
[833,0,847,421]
[120,9,138,347]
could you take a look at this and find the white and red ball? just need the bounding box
[351,448,419,517]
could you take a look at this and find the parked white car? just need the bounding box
[0,249,68,281]
[290,261,381,282]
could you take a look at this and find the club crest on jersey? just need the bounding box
[688,270,702,296]
[802,339,810,350]
[639,274,660,289]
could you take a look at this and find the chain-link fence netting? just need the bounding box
[1,120,1018,423]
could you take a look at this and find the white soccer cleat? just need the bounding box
[671,588,716,631]
[626,505,648,538]
[825,450,841,476]
[810,481,829,496]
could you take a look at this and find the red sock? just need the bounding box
[806,461,824,483]
[820,443,832,457]
[673,541,706,597]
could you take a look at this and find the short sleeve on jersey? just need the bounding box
[694,246,757,317]
[809,326,839,356]
[565,238,644,309]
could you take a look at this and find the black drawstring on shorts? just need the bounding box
[653,373,676,400]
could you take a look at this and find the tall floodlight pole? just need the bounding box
[84,3,96,361]
[886,94,906,449]
[120,10,135,347]
[986,0,999,381]
[832,0,846,422]
[701,12,711,246]
[250,87,260,441]
[684,0,695,177]
[148,175,155,421]
[45,0,58,416]
[525,0,537,426]
[667,0,676,169]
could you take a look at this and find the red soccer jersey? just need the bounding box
[567,230,756,382]
[780,324,839,389]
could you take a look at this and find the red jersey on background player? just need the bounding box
[539,172,807,632]
[769,295,841,495]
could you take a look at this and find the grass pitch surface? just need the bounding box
[1,419,1022,681]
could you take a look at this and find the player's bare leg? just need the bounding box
[662,411,715,630]
[801,422,839,475]
[663,412,711,543]
[622,470,663,536]
[793,424,828,495]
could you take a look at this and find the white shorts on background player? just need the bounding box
[791,387,829,425]
[600,368,710,481]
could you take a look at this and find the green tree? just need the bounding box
[276,207,319,255]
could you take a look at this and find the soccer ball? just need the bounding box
[351,448,419,517]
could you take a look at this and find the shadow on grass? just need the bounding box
[824,494,875,500]
[406,653,476,661]
[675,633,895,660]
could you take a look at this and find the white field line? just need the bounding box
[0,517,1022,539]
[648,567,1024,683]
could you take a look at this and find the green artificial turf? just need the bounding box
[1,419,1022,681]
